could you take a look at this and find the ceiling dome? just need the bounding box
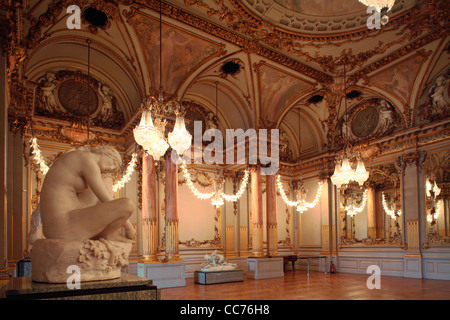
[242,0,417,33]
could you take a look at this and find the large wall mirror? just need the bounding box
[423,150,450,246]
[339,164,402,246]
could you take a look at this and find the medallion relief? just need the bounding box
[35,70,125,130]
[335,98,401,148]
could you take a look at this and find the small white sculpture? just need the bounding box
[201,250,237,272]
[205,112,217,130]
[41,71,58,113]
[376,99,394,134]
[429,75,448,115]
[98,83,114,123]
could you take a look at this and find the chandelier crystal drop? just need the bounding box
[358,0,396,11]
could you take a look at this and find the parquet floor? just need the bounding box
[161,270,450,300]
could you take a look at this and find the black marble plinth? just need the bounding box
[194,269,244,285]
[1,273,160,300]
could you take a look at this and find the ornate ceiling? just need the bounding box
[2,0,449,162]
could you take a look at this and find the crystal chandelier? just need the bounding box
[330,63,369,189]
[133,1,191,158]
[358,0,396,11]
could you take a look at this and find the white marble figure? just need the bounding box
[201,250,237,272]
[31,145,136,283]
[39,145,135,241]
[376,99,393,134]
[205,112,217,130]
[41,71,58,113]
[98,83,114,123]
[429,75,448,115]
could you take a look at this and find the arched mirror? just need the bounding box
[339,164,402,246]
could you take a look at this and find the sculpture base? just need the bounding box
[194,270,244,285]
[1,274,159,300]
[31,238,132,283]
[247,257,284,279]
[137,261,186,288]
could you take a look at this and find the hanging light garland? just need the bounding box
[277,175,299,207]
[180,159,249,207]
[30,136,50,175]
[340,189,368,216]
[427,200,442,223]
[426,178,442,223]
[220,170,250,202]
[276,175,323,213]
[180,160,215,200]
[112,152,138,192]
[382,192,402,218]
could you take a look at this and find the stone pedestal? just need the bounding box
[247,257,284,279]
[194,270,244,285]
[1,274,159,300]
[137,261,185,288]
[31,238,132,283]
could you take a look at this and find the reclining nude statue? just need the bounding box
[30,145,136,283]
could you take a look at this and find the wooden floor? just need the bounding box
[161,270,450,300]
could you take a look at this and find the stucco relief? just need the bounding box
[36,70,125,130]
[335,98,401,148]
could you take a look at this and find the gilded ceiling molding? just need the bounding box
[184,0,448,74]
[127,0,332,84]
[350,45,434,86]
